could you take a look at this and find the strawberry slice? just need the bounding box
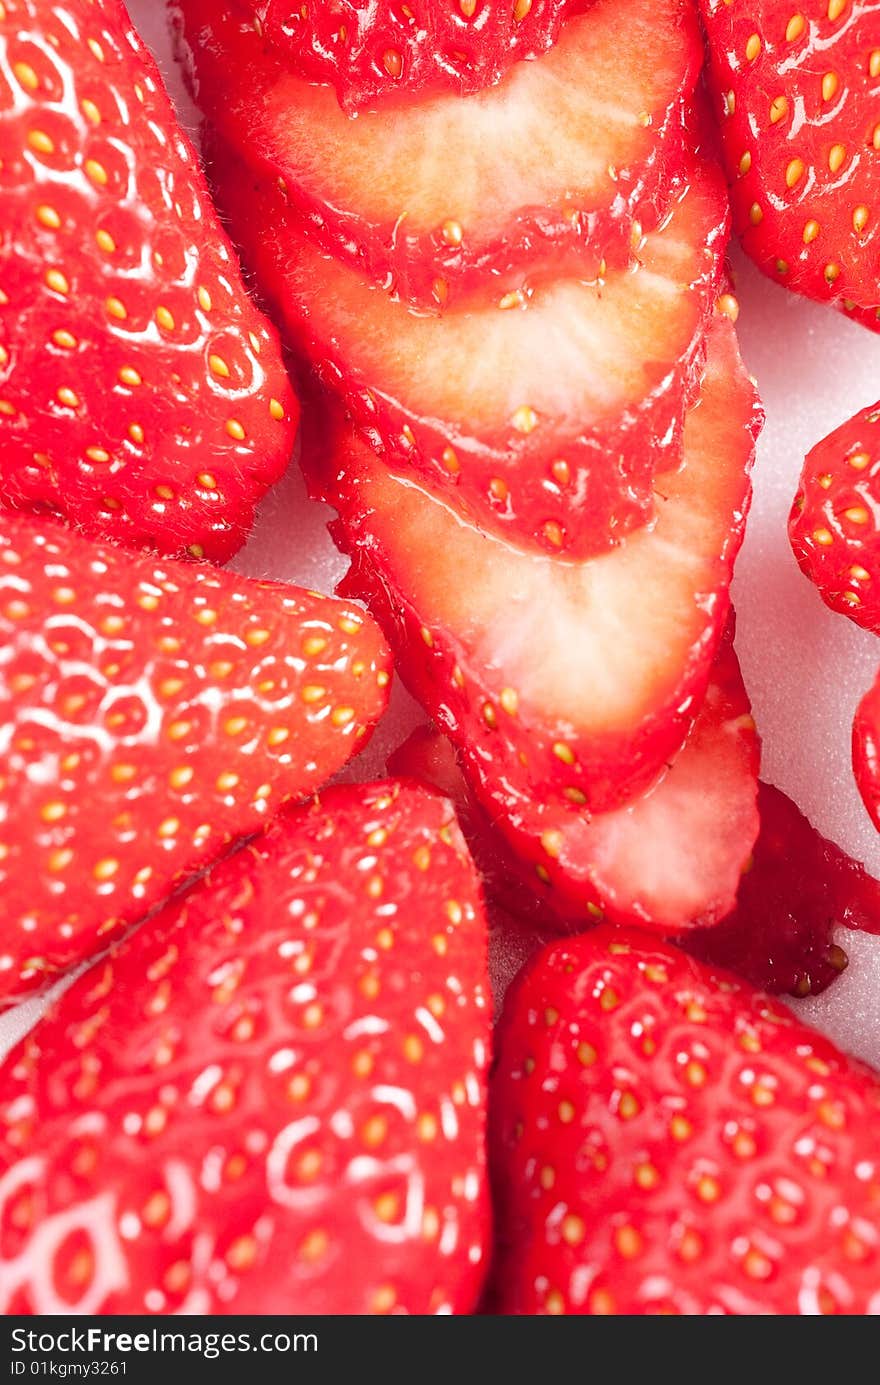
[0,513,391,1006]
[0,781,491,1314]
[491,927,880,1315]
[700,0,880,321]
[0,0,297,561]
[853,669,880,831]
[310,316,759,814]
[231,0,580,113]
[685,782,862,998]
[221,154,730,556]
[790,399,880,632]
[392,633,760,933]
[175,0,702,307]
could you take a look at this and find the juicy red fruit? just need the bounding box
[684,781,869,998]
[700,0,880,321]
[854,669,880,831]
[0,0,297,561]
[790,399,880,632]
[492,927,880,1315]
[0,782,491,1314]
[177,0,702,309]
[0,512,391,1005]
[239,0,582,113]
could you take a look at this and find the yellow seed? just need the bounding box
[745,33,761,60]
[552,742,576,767]
[36,205,61,230]
[45,269,69,296]
[803,218,821,244]
[854,205,870,234]
[197,286,213,312]
[84,159,108,187]
[827,0,847,19]
[56,387,80,408]
[844,506,870,524]
[226,419,246,441]
[512,404,538,434]
[769,94,789,123]
[95,229,116,254]
[739,150,752,176]
[118,366,142,387]
[155,306,175,332]
[749,202,764,226]
[13,61,39,91]
[822,71,839,101]
[514,0,531,19]
[52,329,77,350]
[499,687,518,716]
[717,292,740,322]
[27,129,54,156]
[561,1214,586,1246]
[786,157,805,188]
[270,398,285,420]
[81,97,101,125]
[870,49,880,79]
[85,446,109,463]
[209,354,230,379]
[786,12,805,40]
[829,143,846,173]
[849,450,870,470]
[106,297,127,321]
[128,423,145,445]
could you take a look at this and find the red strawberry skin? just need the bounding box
[492,926,880,1315]
[0,781,491,1315]
[0,513,391,1006]
[176,0,701,310]
[0,0,297,561]
[701,0,880,320]
[240,0,581,113]
[685,782,863,997]
[853,669,880,830]
[790,400,880,632]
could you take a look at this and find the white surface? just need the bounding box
[2,3,880,1064]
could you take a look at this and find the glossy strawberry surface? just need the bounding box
[0,512,391,1005]
[790,398,880,632]
[492,927,880,1314]
[236,0,582,113]
[853,668,880,831]
[0,0,297,560]
[0,782,491,1314]
[176,0,701,308]
[701,0,880,319]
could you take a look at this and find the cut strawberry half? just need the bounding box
[0,781,491,1314]
[0,512,391,1006]
[231,0,581,113]
[0,0,297,561]
[214,153,729,556]
[176,0,702,308]
[701,0,880,319]
[790,398,880,633]
[309,316,759,814]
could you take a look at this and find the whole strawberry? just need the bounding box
[790,400,880,631]
[492,927,880,1314]
[0,512,391,1005]
[241,0,580,113]
[0,781,491,1314]
[701,0,880,321]
[0,0,297,560]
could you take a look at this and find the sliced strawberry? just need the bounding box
[176,0,702,307]
[700,0,880,320]
[0,512,391,1006]
[310,316,759,816]
[416,633,760,933]
[790,399,880,632]
[213,152,728,557]
[491,927,880,1316]
[231,0,581,113]
[0,0,297,561]
[854,669,880,831]
[0,781,490,1314]
[387,625,760,937]
[684,782,865,998]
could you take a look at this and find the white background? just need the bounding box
[3,1,880,1063]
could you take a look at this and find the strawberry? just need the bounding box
[0,512,391,1006]
[0,781,491,1314]
[212,151,729,557]
[235,0,579,113]
[309,316,759,815]
[790,399,880,632]
[0,0,297,561]
[491,926,880,1315]
[700,0,880,322]
[684,782,865,997]
[391,632,759,934]
[853,668,880,830]
[175,0,702,309]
